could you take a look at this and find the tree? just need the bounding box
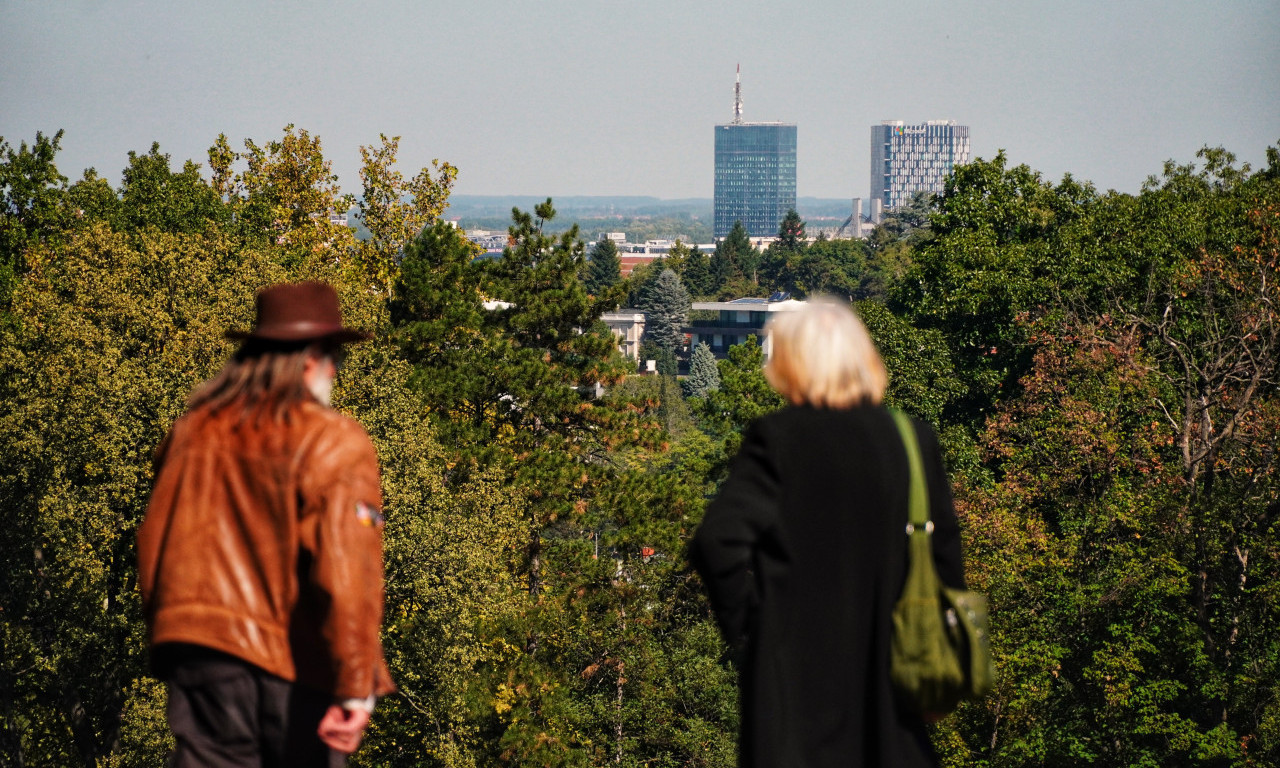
[682,245,712,297]
[683,341,720,399]
[390,220,494,441]
[0,128,505,768]
[709,222,747,290]
[235,124,356,259]
[0,130,71,307]
[340,355,527,768]
[896,144,1280,766]
[876,190,934,243]
[856,301,966,459]
[699,335,785,454]
[663,239,692,276]
[640,342,679,377]
[776,208,805,251]
[583,236,621,296]
[641,268,690,355]
[896,150,1101,429]
[767,238,867,299]
[625,256,665,308]
[355,134,457,296]
[0,221,303,766]
[115,143,228,234]
[941,322,1227,766]
[441,201,664,764]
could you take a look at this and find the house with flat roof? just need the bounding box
[686,294,804,358]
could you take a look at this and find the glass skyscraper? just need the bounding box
[714,122,797,238]
[871,120,970,211]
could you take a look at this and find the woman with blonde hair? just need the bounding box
[691,295,965,767]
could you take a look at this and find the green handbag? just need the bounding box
[889,410,995,715]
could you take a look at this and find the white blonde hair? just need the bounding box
[763,295,888,408]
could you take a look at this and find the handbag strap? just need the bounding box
[889,409,932,533]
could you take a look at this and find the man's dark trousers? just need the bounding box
[162,646,343,768]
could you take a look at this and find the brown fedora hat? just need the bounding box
[226,282,371,344]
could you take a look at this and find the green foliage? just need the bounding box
[0,130,71,307]
[99,678,172,768]
[640,269,690,354]
[681,246,713,297]
[640,342,679,378]
[699,336,785,455]
[584,236,622,296]
[683,341,721,400]
[617,214,712,244]
[913,147,1280,767]
[856,300,974,472]
[484,200,633,439]
[766,236,868,299]
[775,208,805,251]
[895,152,1102,429]
[6,125,1280,768]
[872,189,935,247]
[625,256,665,308]
[231,124,358,260]
[355,134,457,295]
[0,128,499,767]
[0,221,295,764]
[341,353,527,768]
[609,373,696,439]
[941,324,1217,766]
[710,221,755,292]
[391,220,495,443]
[661,239,692,276]
[116,143,228,234]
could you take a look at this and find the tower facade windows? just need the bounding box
[714,123,797,238]
[870,120,970,211]
[712,68,797,239]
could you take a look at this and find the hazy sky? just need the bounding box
[3,1,1277,202]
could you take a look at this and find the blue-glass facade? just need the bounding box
[714,123,797,238]
[871,121,970,211]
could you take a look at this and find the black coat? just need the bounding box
[691,404,965,768]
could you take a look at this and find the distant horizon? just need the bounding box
[5,1,1276,198]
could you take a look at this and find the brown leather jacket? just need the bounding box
[138,400,395,700]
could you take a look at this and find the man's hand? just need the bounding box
[317,704,370,754]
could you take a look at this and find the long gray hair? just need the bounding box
[186,340,320,421]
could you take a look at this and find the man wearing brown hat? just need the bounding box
[138,282,394,766]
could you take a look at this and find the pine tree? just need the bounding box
[641,268,690,354]
[729,220,761,282]
[627,257,666,308]
[776,208,805,251]
[682,247,711,296]
[683,341,721,399]
[709,236,734,292]
[584,236,621,295]
[711,220,757,290]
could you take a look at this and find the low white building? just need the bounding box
[601,309,646,362]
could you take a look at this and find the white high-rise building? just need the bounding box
[870,120,970,211]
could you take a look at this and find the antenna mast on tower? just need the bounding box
[733,64,743,124]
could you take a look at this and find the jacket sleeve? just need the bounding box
[690,421,782,655]
[918,419,966,590]
[297,417,394,701]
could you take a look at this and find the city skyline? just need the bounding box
[3,1,1277,201]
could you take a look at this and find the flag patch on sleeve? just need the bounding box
[355,501,385,529]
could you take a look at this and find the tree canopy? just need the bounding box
[3,127,1280,768]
